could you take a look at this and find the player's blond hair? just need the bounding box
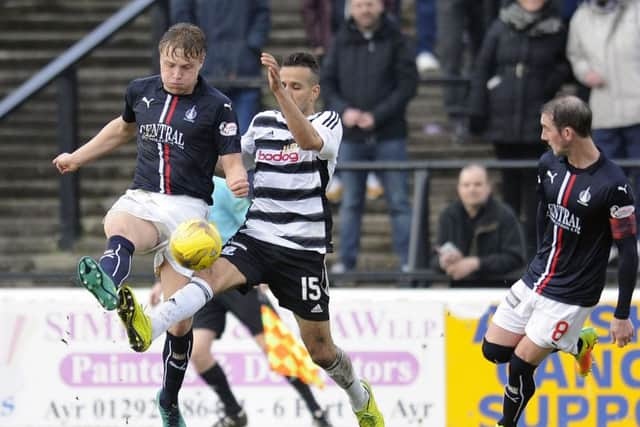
[158,23,206,61]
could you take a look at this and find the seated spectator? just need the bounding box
[432,164,526,287]
[467,0,572,257]
[567,0,640,242]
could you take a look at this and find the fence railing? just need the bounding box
[0,0,169,249]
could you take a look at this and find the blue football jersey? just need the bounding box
[522,150,635,306]
[122,75,240,204]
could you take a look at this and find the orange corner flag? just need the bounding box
[261,305,325,388]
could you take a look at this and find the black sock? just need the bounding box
[286,376,322,415]
[159,330,193,407]
[200,363,242,415]
[499,354,537,427]
[99,235,134,288]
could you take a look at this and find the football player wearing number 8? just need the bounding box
[117,51,386,427]
[52,23,249,427]
[483,96,638,427]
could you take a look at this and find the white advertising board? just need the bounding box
[0,288,446,427]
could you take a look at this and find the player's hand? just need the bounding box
[227,177,250,198]
[52,152,80,174]
[149,281,163,306]
[261,52,284,94]
[342,108,362,128]
[357,112,375,130]
[611,317,634,348]
[584,70,605,88]
[445,257,479,280]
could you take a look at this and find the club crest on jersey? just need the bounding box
[184,105,197,123]
[577,186,591,207]
[219,121,238,137]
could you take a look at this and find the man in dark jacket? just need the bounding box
[467,0,571,257]
[432,164,526,287]
[170,0,271,134]
[321,0,417,272]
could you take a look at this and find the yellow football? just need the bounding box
[169,219,222,270]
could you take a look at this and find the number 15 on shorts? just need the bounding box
[301,276,321,301]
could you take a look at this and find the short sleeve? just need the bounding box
[311,111,342,161]
[122,81,137,123]
[241,117,257,171]
[215,103,241,156]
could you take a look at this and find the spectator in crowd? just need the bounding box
[437,0,503,134]
[415,0,440,75]
[432,164,526,287]
[170,0,270,134]
[303,0,395,203]
[321,0,417,273]
[567,0,640,240]
[467,0,572,257]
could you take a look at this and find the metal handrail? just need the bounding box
[0,0,161,120]
[0,0,168,250]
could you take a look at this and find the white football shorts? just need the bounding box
[492,280,595,354]
[106,189,209,277]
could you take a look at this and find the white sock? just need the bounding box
[149,277,212,340]
[324,348,369,411]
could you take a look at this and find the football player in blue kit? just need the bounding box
[53,23,249,427]
[482,96,638,427]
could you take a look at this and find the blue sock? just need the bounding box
[99,235,134,288]
[160,329,193,407]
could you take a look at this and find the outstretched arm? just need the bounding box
[52,116,135,174]
[261,52,324,151]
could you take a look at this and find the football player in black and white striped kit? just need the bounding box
[119,51,386,426]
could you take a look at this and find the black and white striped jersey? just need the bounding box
[122,75,240,205]
[239,109,342,253]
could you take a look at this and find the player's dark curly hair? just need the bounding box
[541,95,592,137]
[283,52,320,84]
[159,23,206,60]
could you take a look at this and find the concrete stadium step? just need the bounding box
[0,160,135,180]
[0,179,131,198]
[0,252,155,275]
[0,218,59,238]
[0,198,110,218]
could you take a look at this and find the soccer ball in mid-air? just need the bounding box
[170,219,222,270]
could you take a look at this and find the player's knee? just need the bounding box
[168,319,192,337]
[482,338,514,364]
[306,341,335,368]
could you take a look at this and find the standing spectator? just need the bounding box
[170,0,270,134]
[321,0,418,272]
[302,0,333,59]
[437,0,502,130]
[467,0,572,256]
[415,0,440,75]
[567,0,640,239]
[432,164,526,287]
[303,0,393,203]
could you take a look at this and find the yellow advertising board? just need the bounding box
[447,301,640,427]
